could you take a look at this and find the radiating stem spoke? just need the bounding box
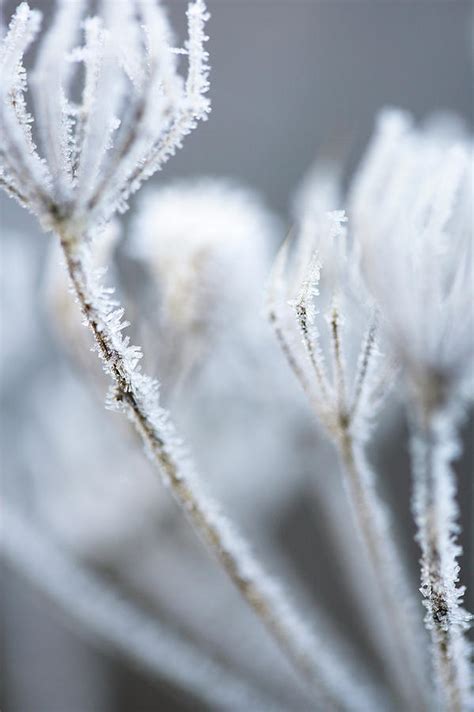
[57,231,377,712]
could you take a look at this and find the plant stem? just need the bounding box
[58,232,375,712]
[337,428,430,710]
[1,506,294,712]
[410,411,472,711]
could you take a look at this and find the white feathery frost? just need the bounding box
[0,0,210,230]
[268,163,431,709]
[0,5,381,707]
[349,109,473,710]
[3,0,472,705]
[44,220,121,366]
[269,171,390,441]
[349,109,474,413]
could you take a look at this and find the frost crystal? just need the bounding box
[268,164,431,708]
[0,0,211,229]
[350,109,473,710]
[410,410,473,709]
[349,109,474,412]
[1,6,384,701]
[269,197,388,440]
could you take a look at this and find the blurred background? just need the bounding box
[1,1,473,711]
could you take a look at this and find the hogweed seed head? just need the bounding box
[269,171,391,443]
[0,0,210,235]
[128,178,276,388]
[349,109,474,418]
[130,179,273,327]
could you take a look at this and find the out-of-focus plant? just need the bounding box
[268,111,473,711]
[350,110,474,711]
[3,505,288,712]
[1,0,472,708]
[0,3,378,709]
[127,178,274,393]
[267,189,429,712]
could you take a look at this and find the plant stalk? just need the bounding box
[58,231,374,712]
[337,427,429,711]
[410,412,472,712]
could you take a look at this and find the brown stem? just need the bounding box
[58,232,362,711]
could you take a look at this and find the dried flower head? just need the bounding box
[128,178,274,382]
[268,163,431,710]
[349,109,474,416]
[0,0,210,233]
[349,109,474,710]
[269,180,390,443]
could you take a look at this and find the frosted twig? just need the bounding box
[336,430,430,710]
[267,234,316,402]
[293,253,332,401]
[56,229,379,712]
[410,409,473,711]
[350,316,378,420]
[0,505,291,712]
[268,209,431,709]
[351,109,474,706]
[0,4,381,706]
[0,3,381,706]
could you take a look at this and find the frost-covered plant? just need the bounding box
[0,3,378,708]
[1,0,211,226]
[44,219,121,374]
[128,178,274,390]
[268,178,430,709]
[350,110,473,711]
[2,505,290,712]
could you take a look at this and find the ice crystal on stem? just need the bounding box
[350,110,473,413]
[268,170,430,709]
[59,235,378,711]
[0,4,378,708]
[1,0,211,229]
[350,109,473,710]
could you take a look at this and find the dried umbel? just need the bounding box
[268,190,430,709]
[0,4,379,709]
[350,110,473,415]
[269,111,473,710]
[0,0,210,231]
[269,207,388,441]
[350,110,474,711]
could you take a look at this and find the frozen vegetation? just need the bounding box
[1,2,472,710]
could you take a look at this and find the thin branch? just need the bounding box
[350,315,378,419]
[295,299,330,400]
[329,301,347,421]
[0,173,28,207]
[268,221,431,709]
[336,429,430,710]
[57,229,378,712]
[410,411,472,711]
[267,236,332,420]
[0,506,291,712]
